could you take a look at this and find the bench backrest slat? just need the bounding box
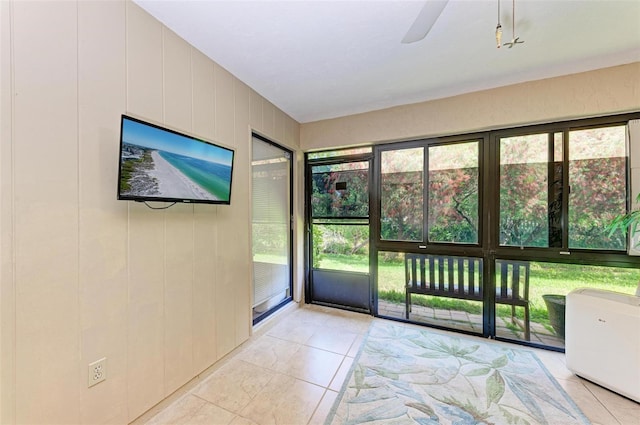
[496,260,530,302]
[437,257,445,292]
[457,257,464,294]
[420,255,426,291]
[500,261,508,298]
[405,254,529,303]
[405,253,483,300]
[429,256,435,291]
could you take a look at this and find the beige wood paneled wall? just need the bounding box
[301,62,640,151]
[0,1,300,424]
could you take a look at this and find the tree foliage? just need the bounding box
[310,162,370,265]
[311,163,369,218]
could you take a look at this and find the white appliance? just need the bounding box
[566,288,640,402]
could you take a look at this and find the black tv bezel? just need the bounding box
[117,114,235,205]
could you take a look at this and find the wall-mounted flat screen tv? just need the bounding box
[118,115,234,205]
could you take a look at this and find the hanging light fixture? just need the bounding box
[495,0,503,48]
[503,0,524,48]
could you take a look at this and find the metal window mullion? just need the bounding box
[424,146,429,244]
[484,134,499,339]
[562,129,570,250]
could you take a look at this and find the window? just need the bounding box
[498,124,628,251]
[380,141,480,245]
[499,134,550,247]
[568,125,626,250]
[380,148,424,242]
[429,142,479,244]
[310,161,370,271]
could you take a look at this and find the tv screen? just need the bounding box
[118,115,234,205]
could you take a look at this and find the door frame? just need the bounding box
[305,152,374,313]
[251,133,294,325]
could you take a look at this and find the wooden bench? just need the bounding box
[405,254,530,340]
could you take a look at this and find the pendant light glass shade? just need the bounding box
[495,0,502,48]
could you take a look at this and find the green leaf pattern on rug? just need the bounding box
[326,322,590,425]
[486,370,506,407]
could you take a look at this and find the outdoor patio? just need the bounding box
[378,299,566,348]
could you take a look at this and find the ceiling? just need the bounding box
[134,0,640,124]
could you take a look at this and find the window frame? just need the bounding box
[489,114,640,268]
[374,133,488,257]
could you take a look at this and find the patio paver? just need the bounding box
[378,299,565,349]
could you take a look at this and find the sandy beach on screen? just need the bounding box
[149,151,215,200]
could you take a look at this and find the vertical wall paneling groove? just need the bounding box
[161,20,167,414]
[126,1,162,121]
[126,1,165,420]
[213,64,238,358]
[1,1,301,423]
[192,48,217,374]
[274,109,285,142]
[192,50,215,142]
[162,26,194,397]
[124,2,131,422]
[75,2,82,420]
[263,100,275,139]
[160,22,166,400]
[213,65,235,147]
[190,46,196,386]
[189,46,197,375]
[234,79,251,344]
[250,89,263,133]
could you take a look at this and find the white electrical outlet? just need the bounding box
[88,357,107,387]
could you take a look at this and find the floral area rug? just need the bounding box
[326,321,590,425]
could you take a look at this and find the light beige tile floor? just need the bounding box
[141,304,639,425]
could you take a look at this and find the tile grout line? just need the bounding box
[581,382,624,425]
[306,388,330,425]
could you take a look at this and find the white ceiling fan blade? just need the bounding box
[401,0,449,44]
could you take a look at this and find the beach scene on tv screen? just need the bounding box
[119,118,233,202]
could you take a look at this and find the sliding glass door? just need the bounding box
[252,135,292,324]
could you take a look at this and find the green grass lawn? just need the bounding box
[317,253,640,325]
